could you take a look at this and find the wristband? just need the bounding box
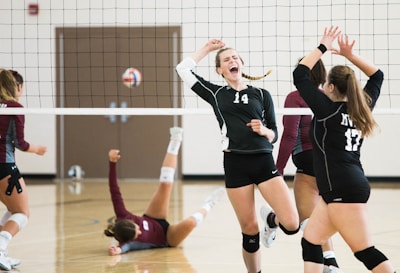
[317,44,327,54]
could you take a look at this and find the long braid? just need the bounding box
[242,69,272,81]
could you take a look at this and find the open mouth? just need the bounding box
[229,66,239,74]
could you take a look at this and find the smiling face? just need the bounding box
[215,48,244,82]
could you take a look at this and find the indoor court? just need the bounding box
[5,179,400,273]
[1,1,400,273]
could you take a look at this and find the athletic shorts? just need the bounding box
[0,163,21,180]
[321,183,371,204]
[0,163,23,195]
[292,150,314,176]
[223,152,280,188]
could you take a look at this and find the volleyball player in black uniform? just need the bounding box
[176,39,299,273]
[293,26,395,273]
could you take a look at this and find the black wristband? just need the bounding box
[317,44,327,54]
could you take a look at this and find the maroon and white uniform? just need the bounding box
[0,101,29,164]
[108,161,169,253]
[0,100,28,195]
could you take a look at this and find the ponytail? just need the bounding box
[103,219,137,244]
[329,66,377,137]
[242,69,272,81]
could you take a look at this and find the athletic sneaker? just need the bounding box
[260,204,278,248]
[323,265,344,273]
[7,256,21,268]
[170,127,184,141]
[0,251,11,271]
[203,187,225,211]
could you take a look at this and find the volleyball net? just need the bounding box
[0,1,399,116]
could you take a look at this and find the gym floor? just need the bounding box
[5,179,400,273]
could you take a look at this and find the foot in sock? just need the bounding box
[203,187,225,211]
[170,127,184,141]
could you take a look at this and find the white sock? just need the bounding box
[168,127,183,155]
[167,140,181,155]
[191,212,204,226]
[0,231,12,251]
[202,187,224,212]
[202,203,212,212]
[323,250,336,259]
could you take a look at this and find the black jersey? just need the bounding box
[293,64,383,194]
[176,57,278,154]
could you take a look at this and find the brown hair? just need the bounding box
[215,47,271,80]
[310,59,326,87]
[10,70,24,86]
[328,65,377,137]
[104,219,137,244]
[296,57,326,88]
[0,70,17,102]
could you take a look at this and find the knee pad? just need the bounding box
[242,232,260,253]
[0,211,11,226]
[354,246,388,270]
[301,237,324,264]
[8,213,28,231]
[159,167,175,183]
[279,223,300,235]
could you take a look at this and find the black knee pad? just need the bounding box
[279,223,300,235]
[354,246,388,270]
[242,232,260,253]
[301,237,324,264]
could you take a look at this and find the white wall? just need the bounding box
[1,0,399,177]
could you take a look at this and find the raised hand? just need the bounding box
[109,149,121,163]
[320,26,341,51]
[205,39,225,52]
[332,34,356,59]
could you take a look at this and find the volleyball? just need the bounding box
[122,67,142,88]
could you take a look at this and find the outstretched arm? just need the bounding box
[108,150,131,219]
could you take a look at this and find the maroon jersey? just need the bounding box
[108,162,168,253]
[276,90,313,174]
[0,100,30,163]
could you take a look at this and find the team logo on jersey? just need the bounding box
[143,220,149,231]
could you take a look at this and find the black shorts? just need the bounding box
[321,183,371,204]
[292,150,314,176]
[224,152,280,188]
[0,163,21,180]
[0,163,23,195]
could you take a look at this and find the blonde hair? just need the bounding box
[242,69,272,80]
[0,70,17,102]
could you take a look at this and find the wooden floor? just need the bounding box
[5,179,400,273]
